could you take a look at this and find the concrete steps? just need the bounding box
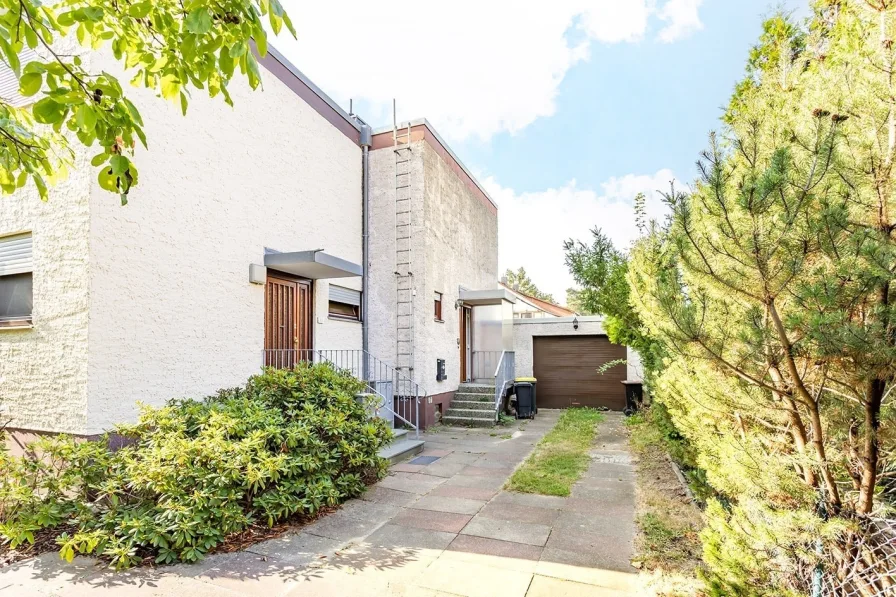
[378,428,424,464]
[442,383,497,428]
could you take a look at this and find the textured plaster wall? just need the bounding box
[83,53,362,433]
[367,137,498,397]
[418,141,498,394]
[0,43,93,434]
[0,149,93,433]
[512,317,642,382]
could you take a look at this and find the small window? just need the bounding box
[434,292,443,321]
[328,285,361,322]
[0,233,33,328]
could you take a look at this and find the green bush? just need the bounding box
[0,363,392,568]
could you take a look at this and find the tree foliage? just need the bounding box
[502,266,555,302]
[564,228,662,377]
[0,0,294,204]
[628,2,896,592]
[0,364,390,569]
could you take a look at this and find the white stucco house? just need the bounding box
[0,46,368,445]
[1,43,640,444]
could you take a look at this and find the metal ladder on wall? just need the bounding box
[393,102,415,378]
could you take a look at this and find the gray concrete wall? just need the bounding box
[512,317,643,382]
[418,140,498,395]
[367,135,499,398]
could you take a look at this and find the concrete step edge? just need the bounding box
[379,439,425,464]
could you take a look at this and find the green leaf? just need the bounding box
[33,98,66,124]
[75,105,97,132]
[179,91,188,116]
[160,74,180,100]
[185,8,212,35]
[128,2,151,18]
[109,155,129,176]
[19,72,42,97]
[246,54,261,90]
[97,168,118,192]
[254,28,268,58]
[33,173,47,201]
[90,152,107,167]
[229,42,247,58]
[82,7,104,22]
[0,38,21,75]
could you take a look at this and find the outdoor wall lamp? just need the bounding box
[573,316,579,330]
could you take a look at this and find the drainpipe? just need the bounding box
[360,123,372,376]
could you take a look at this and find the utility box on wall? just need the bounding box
[436,359,446,381]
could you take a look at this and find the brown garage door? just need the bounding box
[533,335,627,409]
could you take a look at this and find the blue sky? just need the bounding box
[276,0,808,302]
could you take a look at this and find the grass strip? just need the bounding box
[505,408,604,496]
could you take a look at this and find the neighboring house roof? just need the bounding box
[370,120,497,216]
[499,282,576,317]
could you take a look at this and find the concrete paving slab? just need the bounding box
[458,466,501,477]
[360,485,421,507]
[490,491,566,510]
[416,461,469,478]
[579,466,635,481]
[187,551,303,596]
[570,476,633,492]
[378,472,447,494]
[552,511,636,540]
[411,557,533,597]
[391,509,473,533]
[336,499,403,523]
[246,531,342,565]
[428,484,498,501]
[409,495,487,515]
[470,458,516,470]
[390,462,429,473]
[460,517,551,547]
[442,474,506,490]
[301,512,383,542]
[536,551,638,590]
[477,501,561,526]
[365,524,457,552]
[526,574,632,597]
[447,534,543,562]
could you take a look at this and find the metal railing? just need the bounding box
[472,350,502,382]
[494,351,515,415]
[262,349,425,438]
[806,517,896,597]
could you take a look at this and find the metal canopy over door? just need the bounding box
[533,335,627,409]
[264,273,312,368]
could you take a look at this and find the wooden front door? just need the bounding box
[459,306,472,382]
[264,274,312,367]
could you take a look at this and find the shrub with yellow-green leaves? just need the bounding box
[0,363,391,569]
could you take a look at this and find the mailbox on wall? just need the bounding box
[436,359,446,381]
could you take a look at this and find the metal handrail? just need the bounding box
[472,350,502,382]
[493,351,515,416]
[262,349,425,438]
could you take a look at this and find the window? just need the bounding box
[434,292,443,321]
[0,232,33,328]
[328,285,361,321]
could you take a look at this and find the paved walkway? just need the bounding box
[0,412,638,596]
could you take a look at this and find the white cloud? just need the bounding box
[657,0,704,43]
[487,170,680,303]
[273,1,704,141]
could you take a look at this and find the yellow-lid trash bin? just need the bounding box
[513,378,538,417]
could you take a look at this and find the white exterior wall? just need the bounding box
[82,53,362,433]
[0,42,94,434]
[2,49,362,435]
[0,150,93,434]
[512,317,643,382]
